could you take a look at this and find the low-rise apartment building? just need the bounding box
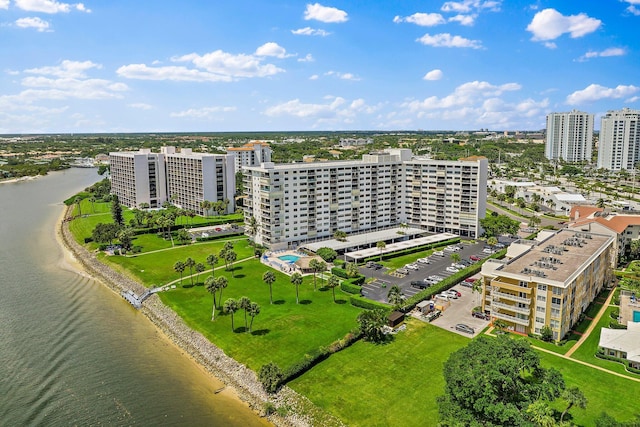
[226,141,272,173]
[243,149,487,250]
[481,229,614,341]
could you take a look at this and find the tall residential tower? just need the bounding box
[545,110,594,162]
[597,108,640,171]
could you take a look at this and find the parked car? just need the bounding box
[444,290,458,299]
[397,268,409,275]
[448,289,462,297]
[455,324,475,334]
[460,280,473,288]
[405,263,420,270]
[495,243,506,248]
[482,248,494,254]
[426,309,441,322]
[433,250,445,256]
[453,263,466,269]
[429,275,444,282]
[464,277,477,283]
[435,294,450,302]
[445,266,460,273]
[472,311,489,320]
[411,281,428,289]
[423,278,437,285]
[469,255,480,261]
[417,257,431,264]
[459,259,471,266]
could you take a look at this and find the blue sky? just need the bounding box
[1,1,639,133]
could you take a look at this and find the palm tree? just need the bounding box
[327,274,340,303]
[387,285,404,309]
[185,257,196,286]
[223,298,239,332]
[194,263,205,285]
[205,275,218,320]
[309,259,322,291]
[247,215,258,237]
[345,262,359,278]
[74,196,82,217]
[173,261,186,286]
[472,279,482,305]
[487,236,498,247]
[376,241,386,261]
[248,302,261,332]
[88,196,96,213]
[206,254,218,277]
[290,272,303,304]
[263,271,276,304]
[450,253,461,264]
[225,250,237,277]
[317,261,327,286]
[239,296,251,331]
[560,387,587,422]
[215,276,228,308]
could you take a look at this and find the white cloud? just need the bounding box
[170,106,237,119]
[118,47,286,82]
[393,13,445,26]
[526,8,601,42]
[298,53,314,62]
[291,27,331,36]
[25,60,100,78]
[441,1,501,13]
[255,42,291,59]
[403,80,521,111]
[264,96,379,127]
[626,96,640,103]
[544,42,557,49]
[128,103,153,110]
[578,47,626,62]
[566,84,640,105]
[0,0,9,9]
[325,71,360,81]
[627,5,640,16]
[417,33,482,49]
[309,74,319,80]
[15,0,90,13]
[304,3,348,23]
[423,69,443,81]
[448,14,475,26]
[15,17,51,32]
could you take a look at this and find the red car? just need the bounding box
[469,255,480,261]
[215,227,222,232]
[464,277,477,283]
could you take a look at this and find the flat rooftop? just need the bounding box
[345,233,459,261]
[498,229,612,286]
[302,227,428,252]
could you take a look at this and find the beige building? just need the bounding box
[481,229,614,341]
[226,141,272,173]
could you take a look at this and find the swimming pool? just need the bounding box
[278,254,300,263]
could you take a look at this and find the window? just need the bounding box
[537,284,547,291]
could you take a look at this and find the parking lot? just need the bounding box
[427,283,489,337]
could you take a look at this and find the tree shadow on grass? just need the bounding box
[251,329,270,336]
[234,274,246,279]
[300,299,313,305]
[318,286,329,292]
[334,299,347,304]
[273,300,286,305]
[182,283,196,288]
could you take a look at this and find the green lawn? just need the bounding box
[539,353,640,425]
[289,319,470,427]
[157,257,363,371]
[101,237,254,286]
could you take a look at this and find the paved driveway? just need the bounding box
[426,284,489,337]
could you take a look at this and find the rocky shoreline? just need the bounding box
[58,206,344,427]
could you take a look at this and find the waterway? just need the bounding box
[0,168,266,426]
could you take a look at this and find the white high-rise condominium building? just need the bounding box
[162,147,235,215]
[244,149,487,250]
[545,110,594,162]
[597,108,640,171]
[109,149,167,209]
[226,141,272,173]
[109,147,235,215]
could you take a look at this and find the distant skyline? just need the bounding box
[1,1,639,133]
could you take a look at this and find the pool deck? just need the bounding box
[262,250,310,276]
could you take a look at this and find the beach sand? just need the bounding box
[55,206,339,427]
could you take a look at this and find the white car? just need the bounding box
[445,290,459,299]
[436,294,450,302]
[446,266,460,273]
[417,257,431,264]
[482,248,494,254]
[433,250,445,256]
[405,263,420,270]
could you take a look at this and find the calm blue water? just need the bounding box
[278,255,300,263]
[0,168,268,426]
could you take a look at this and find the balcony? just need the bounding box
[491,290,531,304]
[491,280,532,294]
[492,311,530,326]
[492,300,531,315]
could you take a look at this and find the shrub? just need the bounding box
[540,325,554,342]
[263,402,276,416]
[350,296,390,311]
[316,247,338,262]
[350,274,365,285]
[258,362,283,394]
[331,267,349,279]
[341,281,362,294]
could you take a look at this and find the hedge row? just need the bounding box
[341,281,362,294]
[195,232,243,242]
[331,267,350,279]
[401,248,507,312]
[595,352,640,374]
[361,237,461,264]
[350,296,391,311]
[280,329,362,384]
